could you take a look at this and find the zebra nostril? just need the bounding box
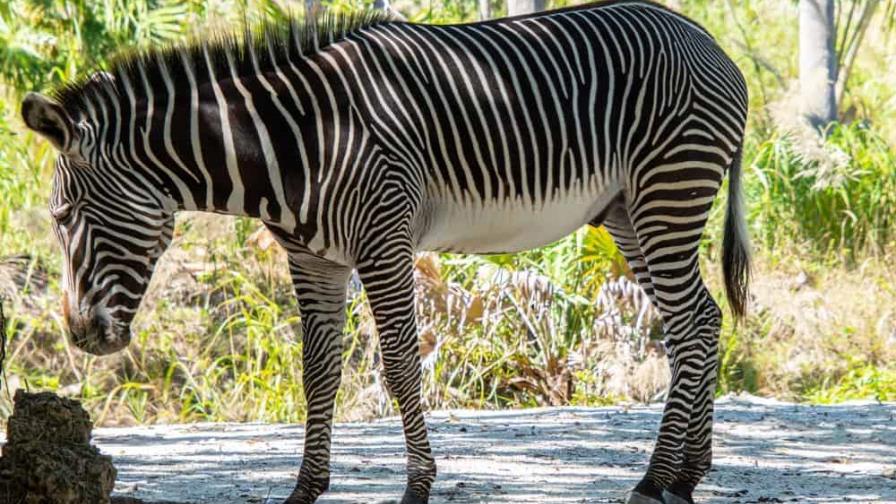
[66,315,91,348]
[92,316,110,335]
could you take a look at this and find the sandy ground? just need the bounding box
[89,394,896,504]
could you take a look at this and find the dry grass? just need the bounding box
[715,258,896,401]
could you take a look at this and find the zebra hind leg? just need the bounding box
[661,301,721,504]
[633,259,720,502]
[599,195,722,503]
[357,247,436,504]
[283,253,352,504]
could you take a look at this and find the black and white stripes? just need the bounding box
[23,2,749,503]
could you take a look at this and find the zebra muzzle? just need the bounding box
[66,311,130,356]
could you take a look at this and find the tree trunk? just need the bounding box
[373,0,406,19]
[479,0,491,21]
[506,0,545,16]
[799,0,838,129]
[306,0,321,21]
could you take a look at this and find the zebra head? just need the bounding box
[22,91,174,355]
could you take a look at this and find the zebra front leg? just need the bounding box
[283,254,352,504]
[357,250,436,504]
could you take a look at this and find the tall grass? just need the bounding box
[749,123,896,260]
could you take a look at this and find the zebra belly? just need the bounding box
[419,185,619,254]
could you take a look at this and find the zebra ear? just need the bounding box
[22,92,77,153]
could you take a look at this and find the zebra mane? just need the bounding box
[50,9,396,119]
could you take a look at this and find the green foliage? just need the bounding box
[0,0,304,94]
[1,0,895,427]
[717,315,761,395]
[0,108,56,261]
[805,362,896,404]
[748,122,896,259]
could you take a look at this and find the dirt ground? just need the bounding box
[89,394,895,504]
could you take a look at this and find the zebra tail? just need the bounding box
[722,147,751,321]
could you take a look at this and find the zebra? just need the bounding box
[21,1,749,503]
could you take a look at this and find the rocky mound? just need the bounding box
[0,390,116,504]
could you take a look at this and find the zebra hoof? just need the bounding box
[399,487,429,504]
[626,492,664,504]
[662,489,694,504]
[282,480,326,504]
[282,489,315,504]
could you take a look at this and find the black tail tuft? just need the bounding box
[722,148,751,320]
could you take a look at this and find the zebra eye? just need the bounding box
[51,203,73,223]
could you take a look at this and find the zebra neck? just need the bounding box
[122,62,315,235]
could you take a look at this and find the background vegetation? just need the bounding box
[0,0,894,426]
